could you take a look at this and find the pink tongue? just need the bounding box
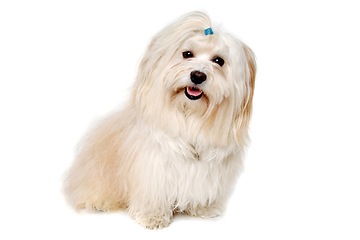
[187,87,202,96]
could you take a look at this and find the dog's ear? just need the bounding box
[234,43,256,147]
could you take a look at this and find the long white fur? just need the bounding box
[64,11,256,229]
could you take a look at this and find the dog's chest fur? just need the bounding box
[139,127,237,201]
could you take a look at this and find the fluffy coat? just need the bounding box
[64,11,256,229]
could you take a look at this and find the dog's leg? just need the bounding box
[129,195,173,229]
[127,173,174,229]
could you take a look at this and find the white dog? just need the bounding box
[64,11,256,229]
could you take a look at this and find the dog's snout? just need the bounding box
[190,71,207,85]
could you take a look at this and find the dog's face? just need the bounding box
[132,12,256,147]
[165,34,231,105]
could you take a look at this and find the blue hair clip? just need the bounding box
[205,28,213,35]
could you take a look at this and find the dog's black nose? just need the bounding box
[190,71,207,85]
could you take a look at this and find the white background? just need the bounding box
[1,0,359,239]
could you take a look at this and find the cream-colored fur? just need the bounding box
[64,11,256,229]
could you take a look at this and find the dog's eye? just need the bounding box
[182,51,194,59]
[212,57,225,67]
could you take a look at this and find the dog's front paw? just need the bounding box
[135,213,172,230]
[186,205,222,219]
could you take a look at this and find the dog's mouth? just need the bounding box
[185,86,203,100]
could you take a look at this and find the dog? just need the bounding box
[64,11,256,229]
